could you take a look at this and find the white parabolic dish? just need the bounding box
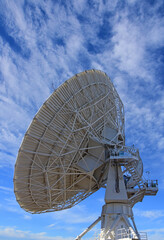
[14,70,126,213]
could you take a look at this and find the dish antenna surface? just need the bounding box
[14,70,158,240]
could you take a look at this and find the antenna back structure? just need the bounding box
[14,70,158,239]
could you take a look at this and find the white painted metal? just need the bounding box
[139,232,148,240]
[75,216,101,240]
[14,70,125,213]
[99,162,140,240]
[14,69,158,239]
[89,229,148,240]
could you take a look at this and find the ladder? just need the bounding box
[129,189,145,206]
[125,160,145,189]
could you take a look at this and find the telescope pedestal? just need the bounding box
[101,203,139,239]
[100,163,140,240]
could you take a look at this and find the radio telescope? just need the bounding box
[14,70,158,240]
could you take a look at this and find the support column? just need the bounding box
[100,162,140,240]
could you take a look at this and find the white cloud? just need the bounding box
[0,226,73,240]
[0,197,27,216]
[72,0,87,14]
[0,0,163,170]
[47,224,55,228]
[111,1,164,79]
[143,228,164,240]
[149,233,164,240]
[134,208,164,220]
[112,19,146,78]
[0,1,163,240]
[127,0,137,4]
[146,228,164,233]
[47,223,76,232]
[0,186,12,192]
[52,204,99,224]
[23,215,32,220]
[158,137,164,150]
[66,34,84,58]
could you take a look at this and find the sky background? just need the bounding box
[0,0,164,239]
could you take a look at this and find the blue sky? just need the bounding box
[0,0,164,239]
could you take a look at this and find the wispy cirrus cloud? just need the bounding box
[0,186,12,192]
[0,1,163,169]
[144,228,164,240]
[0,0,163,239]
[134,208,164,220]
[0,226,73,240]
[52,204,99,224]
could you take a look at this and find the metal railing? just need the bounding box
[139,232,148,240]
[88,228,148,240]
[144,180,158,188]
[117,228,137,239]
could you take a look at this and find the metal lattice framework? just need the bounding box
[14,70,125,213]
